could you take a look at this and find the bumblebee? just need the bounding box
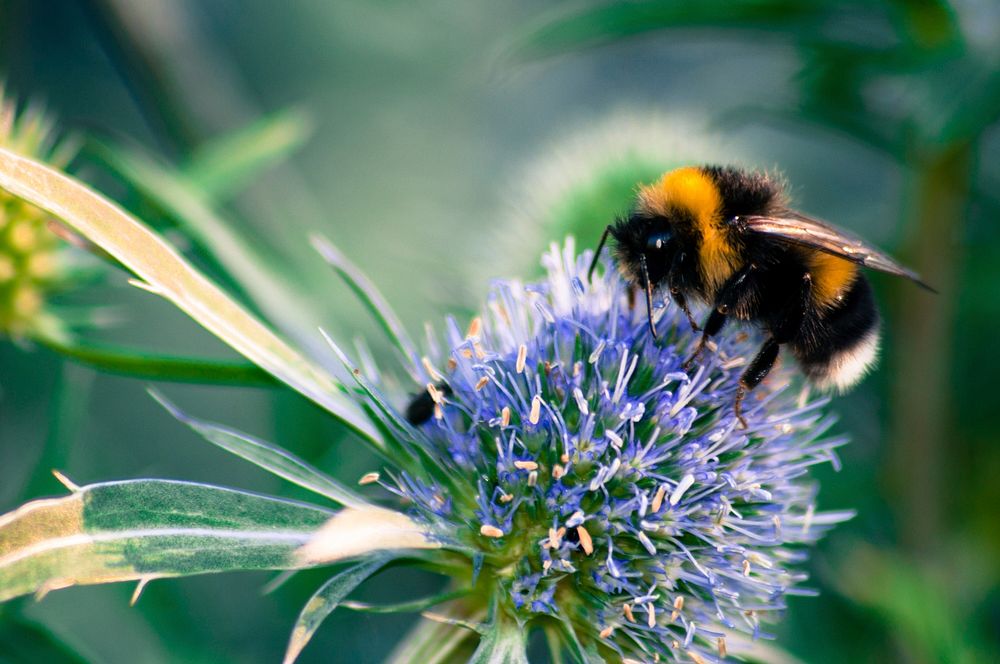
[591,165,932,426]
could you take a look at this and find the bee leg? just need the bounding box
[684,309,726,371]
[735,338,780,428]
[684,263,761,371]
[734,273,812,428]
[671,287,700,332]
[667,251,700,331]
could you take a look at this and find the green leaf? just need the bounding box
[0,479,331,602]
[311,234,420,370]
[340,588,470,614]
[184,109,313,200]
[470,615,528,664]
[839,546,991,664]
[282,555,394,664]
[150,390,369,509]
[0,147,381,447]
[515,0,822,59]
[38,334,278,387]
[0,480,436,604]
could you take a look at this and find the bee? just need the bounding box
[405,381,451,425]
[591,165,933,427]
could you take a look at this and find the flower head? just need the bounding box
[0,87,80,339]
[355,239,852,661]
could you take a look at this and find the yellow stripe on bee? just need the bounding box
[639,167,739,292]
[805,249,857,308]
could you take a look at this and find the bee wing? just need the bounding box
[739,212,935,291]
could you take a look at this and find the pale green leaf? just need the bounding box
[185,108,313,200]
[283,555,394,664]
[0,480,436,604]
[0,147,381,446]
[150,389,369,509]
[94,142,330,353]
[0,479,333,602]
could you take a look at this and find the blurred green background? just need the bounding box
[1,1,998,662]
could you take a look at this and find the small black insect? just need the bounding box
[405,381,452,425]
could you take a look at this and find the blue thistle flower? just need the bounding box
[348,238,853,662]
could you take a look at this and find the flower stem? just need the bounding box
[888,140,972,554]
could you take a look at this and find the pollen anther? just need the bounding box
[466,316,482,338]
[651,484,667,513]
[480,525,504,538]
[426,383,444,404]
[358,472,380,485]
[529,395,542,424]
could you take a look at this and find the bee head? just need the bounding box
[610,211,676,289]
[607,166,724,290]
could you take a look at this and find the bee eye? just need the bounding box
[646,232,671,251]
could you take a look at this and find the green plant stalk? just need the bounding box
[887,140,973,555]
[39,335,279,387]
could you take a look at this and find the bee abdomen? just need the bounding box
[794,275,880,392]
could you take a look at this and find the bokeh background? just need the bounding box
[1,1,998,662]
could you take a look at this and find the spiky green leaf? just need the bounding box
[0,479,331,602]
[282,555,394,664]
[151,390,368,508]
[0,480,435,604]
[184,109,313,200]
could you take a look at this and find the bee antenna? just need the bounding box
[640,254,658,339]
[588,225,613,282]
